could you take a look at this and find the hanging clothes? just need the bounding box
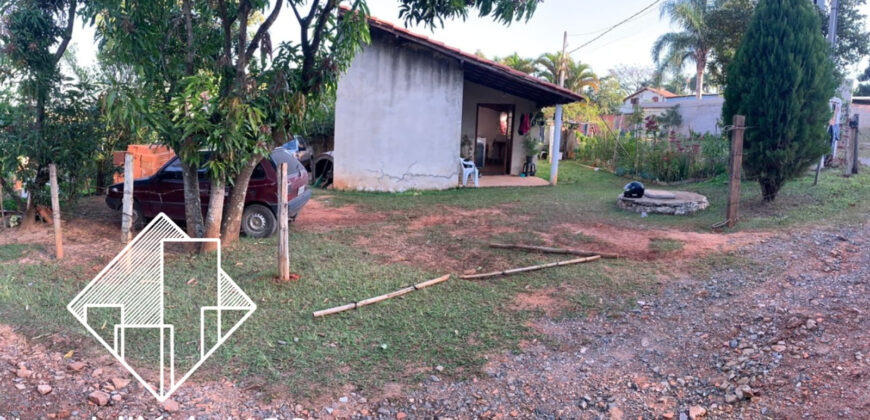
[518,113,531,135]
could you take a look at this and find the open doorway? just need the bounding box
[474,104,514,175]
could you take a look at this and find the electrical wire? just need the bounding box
[566,3,659,38]
[567,0,663,54]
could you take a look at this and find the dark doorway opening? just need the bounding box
[474,104,514,175]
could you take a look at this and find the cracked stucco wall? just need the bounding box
[334,31,464,192]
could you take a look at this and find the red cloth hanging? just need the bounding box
[519,113,531,135]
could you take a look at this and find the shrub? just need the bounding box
[722,0,837,201]
[574,132,729,182]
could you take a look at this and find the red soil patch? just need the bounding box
[294,197,385,232]
[512,288,570,317]
[549,222,769,260]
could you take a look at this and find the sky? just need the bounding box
[68,0,870,79]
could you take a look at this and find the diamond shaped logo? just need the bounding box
[67,213,256,402]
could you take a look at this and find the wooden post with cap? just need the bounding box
[49,164,63,259]
[278,162,290,281]
[726,115,745,228]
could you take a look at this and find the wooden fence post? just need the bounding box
[726,115,745,228]
[121,154,134,243]
[49,164,63,259]
[0,181,5,230]
[851,114,860,175]
[278,162,290,281]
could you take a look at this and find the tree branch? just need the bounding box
[245,0,283,63]
[53,0,78,64]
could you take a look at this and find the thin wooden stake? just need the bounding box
[725,115,745,228]
[0,180,5,230]
[461,255,601,280]
[489,243,620,259]
[313,274,450,318]
[121,154,134,243]
[278,162,290,282]
[48,164,63,259]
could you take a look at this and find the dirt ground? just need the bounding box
[2,196,868,419]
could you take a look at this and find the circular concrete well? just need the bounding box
[618,189,709,215]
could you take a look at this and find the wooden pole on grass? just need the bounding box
[48,164,63,259]
[461,255,601,280]
[313,274,450,317]
[725,115,745,228]
[278,162,290,281]
[121,154,134,243]
[489,243,620,259]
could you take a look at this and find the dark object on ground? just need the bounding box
[105,148,311,238]
[624,181,645,198]
[312,152,334,188]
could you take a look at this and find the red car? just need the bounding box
[106,149,310,238]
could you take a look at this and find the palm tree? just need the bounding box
[564,60,599,93]
[498,52,537,74]
[535,52,599,93]
[651,0,714,99]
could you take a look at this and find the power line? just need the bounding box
[566,5,658,38]
[567,0,662,55]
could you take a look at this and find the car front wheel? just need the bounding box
[241,204,277,238]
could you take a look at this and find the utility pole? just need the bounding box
[550,31,567,186]
[814,0,839,185]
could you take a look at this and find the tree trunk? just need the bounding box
[180,161,204,238]
[759,179,779,202]
[203,175,226,252]
[221,156,260,245]
[19,167,47,230]
[695,60,705,100]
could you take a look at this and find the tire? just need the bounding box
[132,202,145,230]
[241,204,277,238]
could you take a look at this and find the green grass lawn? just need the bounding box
[0,159,867,399]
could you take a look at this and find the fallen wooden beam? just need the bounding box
[489,243,620,259]
[313,274,450,318]
[461,255,601,280]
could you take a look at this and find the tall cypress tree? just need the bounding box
[722,0,837,202]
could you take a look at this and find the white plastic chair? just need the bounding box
[460,158,479,188]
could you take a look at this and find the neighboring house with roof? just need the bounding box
[333,12,584,191]
[617,87,723,136]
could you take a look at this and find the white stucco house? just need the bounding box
[333,13,584,191]
[618,87,724,136]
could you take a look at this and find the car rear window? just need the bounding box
[270,148,306,175]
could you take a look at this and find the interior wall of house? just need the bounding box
[460,81,539,175]
[334,32,464,191]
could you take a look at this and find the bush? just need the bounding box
[574,132,729,183]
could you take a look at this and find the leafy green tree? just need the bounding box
[0,0,80,228]
[92,0,541,247]
[497,52,537,74]
[821,0,870,74]
[723,0,836,202]
[706,0,756,88]
[608,64,655,96]
[652,0,714,99]
[587,76,623,114]
[536,52,599,93]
